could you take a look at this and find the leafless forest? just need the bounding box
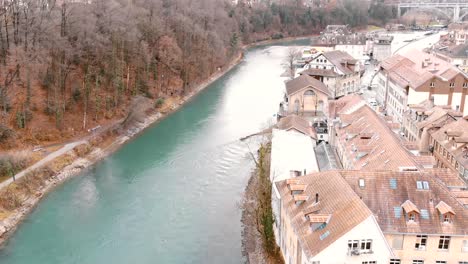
[0,0,393,150]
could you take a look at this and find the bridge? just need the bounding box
[397,1,468,22]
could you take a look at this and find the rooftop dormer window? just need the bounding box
[402,200,420,223]
[436,201,455,224]
[294,194,308,206]
[307,214,331,231]
[436,201,455,225]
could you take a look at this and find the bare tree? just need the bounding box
[285,47,300,79]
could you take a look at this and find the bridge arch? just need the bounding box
[400,7,452,21]
[460,10,468,21]
[398,2,468,22]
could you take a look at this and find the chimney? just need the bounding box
[315,193,319,204]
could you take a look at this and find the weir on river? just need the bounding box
[0,40,309,264]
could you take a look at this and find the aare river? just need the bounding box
[0,39,309,264]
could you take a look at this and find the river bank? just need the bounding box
[0,49,247,247]
[0,35,314,251]
[241,140,283,264]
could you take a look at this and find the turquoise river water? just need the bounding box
[0,40,308,264]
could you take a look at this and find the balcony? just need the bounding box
[347,249,374,256]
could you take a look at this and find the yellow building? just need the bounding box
[284,75,330,117]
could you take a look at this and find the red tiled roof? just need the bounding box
[430,118,468,169]
[276,171,372,258]
[380,50,466,91]
[341,170,468,235]
[276,115,317,139]
[285,75,330,96]
[336,105,419,170]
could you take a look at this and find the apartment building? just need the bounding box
[401,101,462,152]
[342,170,468,264]
[274,169,468,264]
[273,171,393,264]
[376,50,468,122]
[299,50,361,98]
[429,118,468,180]
[447,22,468,46]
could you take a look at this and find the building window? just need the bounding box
[413,260,424,264]
[415,235,427,250]
[462,240,468,252]
[436,261,447,264]
[360,239,373,253]
[408,212,415,221]
[392,236,403,249]
[430,82,435,87]
[443,214,452,224]
[390,259,401,264]
[348,240,359,250]
[423,181,429,189]
[304,90,316,96]
[459,262,468,264]
[362,262,376,264]
[449,82,455,87]
[463,82,468,88]
[438,236,451,250]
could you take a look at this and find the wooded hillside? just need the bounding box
[0,0,394,150]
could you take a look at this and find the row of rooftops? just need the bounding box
[318,25,393,45]
[432,43,468,59]
[431,117,468,169]
[276,169,468,258]
[403,99,468,171]
[404,101,462,128]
